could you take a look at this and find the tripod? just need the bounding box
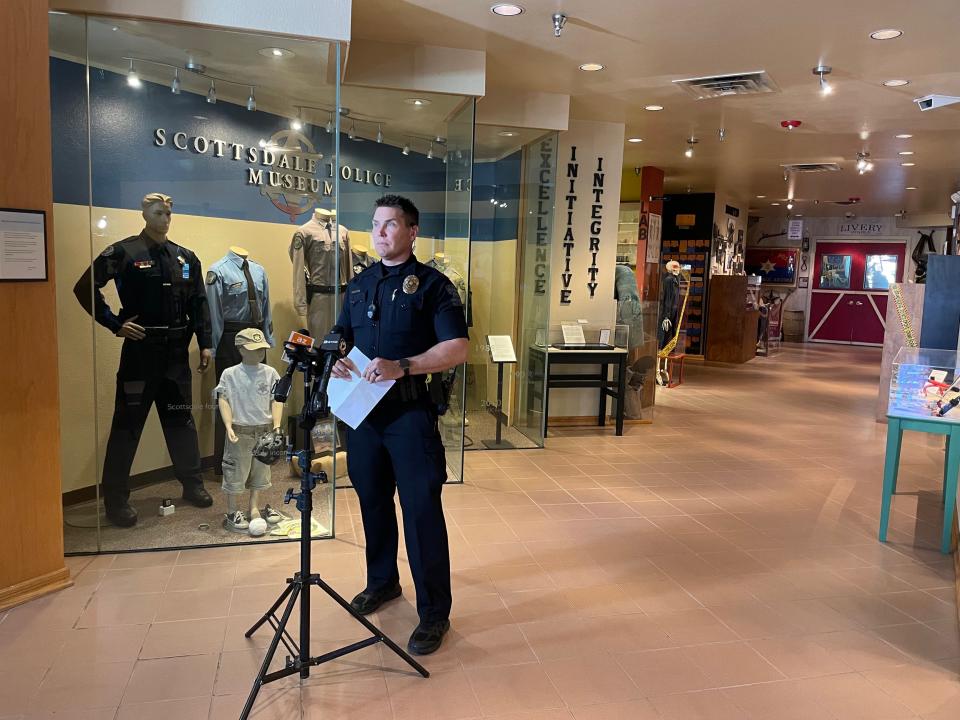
[241,330,428,719]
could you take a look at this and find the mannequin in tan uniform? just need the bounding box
[290,207,354,339]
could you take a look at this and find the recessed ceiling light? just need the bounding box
[644,105,664,111]
[579,63,604,72]
[901,162,916,166]
[259,47,295,58]
[870,29,903,40]
[906,186,918,190]
[627,137,643,143]
[899,151,914,155]
[895,133,913,139]
[771,202,781,206]
[883,79,910,87]
[193,115,208,121]
[498,131,517,137]
[405,98,432,106]
[490,3,524,16]
[756,195,766,199]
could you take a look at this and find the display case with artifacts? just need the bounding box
[705,275,760,364]
[889,348,960,422]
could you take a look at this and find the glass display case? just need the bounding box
[889,348,960,422]
[51,12,473,554]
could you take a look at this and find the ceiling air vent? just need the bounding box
[781,163,842,173]
[672,70,778,99]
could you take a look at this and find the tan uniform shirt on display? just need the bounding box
[289,218,353,339]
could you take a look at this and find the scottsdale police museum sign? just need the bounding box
[153,127,393,221]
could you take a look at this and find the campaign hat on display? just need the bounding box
[235,327,270,350]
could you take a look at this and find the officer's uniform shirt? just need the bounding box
[205,251,274,354]
[351,250,373,277]
[74,231,212,348]
[337,254,468,377]
[289,219,353,315]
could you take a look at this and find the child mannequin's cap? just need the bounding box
[235,328,270,350]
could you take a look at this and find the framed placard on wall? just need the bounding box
[0,208,47,281]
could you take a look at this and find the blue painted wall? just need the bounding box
[471,151,521,242]
[50,58,458,237]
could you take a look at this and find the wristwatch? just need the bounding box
[397,358,411,377]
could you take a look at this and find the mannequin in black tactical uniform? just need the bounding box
[73,193,214,528]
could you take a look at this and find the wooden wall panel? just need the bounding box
[0,0,70,609]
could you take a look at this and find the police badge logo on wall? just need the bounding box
[403,275,419,294]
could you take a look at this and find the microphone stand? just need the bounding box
[240,338,428,719]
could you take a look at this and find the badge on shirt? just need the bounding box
[403,275,419,294]
[206,270,218,285]
[134,260,155,269]
[229,281,243,291]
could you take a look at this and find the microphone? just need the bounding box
[273,329,316,403]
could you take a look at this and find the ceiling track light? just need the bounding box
[170,67,181,94]
[246,86,256,112]
[552,12,567,37]
[126,58,141,88]
[348,122,356,140]
[402,139,410,156]
[813,65,833,95]
[290,108,303,131]
[206,79,216,104]
[376,124,383,143]
[325,113,334,133]
[427,141,434,160]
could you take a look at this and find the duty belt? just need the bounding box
[141,325,189,342]
[307,283,348,302]
[384,376,429,403]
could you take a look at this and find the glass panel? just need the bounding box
[54,14,339,552]
[864,254,898,290]
[465,127,556,450]
[325,87,473,490]
[819,254,852,289]
[515,133,558,445]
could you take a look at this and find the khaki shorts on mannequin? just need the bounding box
[222,424,273,494]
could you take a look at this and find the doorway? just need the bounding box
[807,240,905,345]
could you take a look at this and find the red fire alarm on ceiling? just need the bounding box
[781,120,802,130]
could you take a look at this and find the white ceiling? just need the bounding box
[350,0,960,218]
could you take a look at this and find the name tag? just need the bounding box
[229,281,244,290]
[134,260,155,269]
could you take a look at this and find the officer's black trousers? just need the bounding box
[212,328,243,475]
[347,399,451,623]
[101,340,204,509]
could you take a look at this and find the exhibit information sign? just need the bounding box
[0,209,47,281]
[487,335,517,363]
[561,323,587,345]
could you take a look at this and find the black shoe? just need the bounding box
[182,485,213,508]
[407,619,450,655]
[349,583,402,615]
[105,503,138,528]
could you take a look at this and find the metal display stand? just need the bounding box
[482,335,517,450]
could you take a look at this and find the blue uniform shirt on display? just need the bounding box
[337,254,468,375]
[205,251,274,354]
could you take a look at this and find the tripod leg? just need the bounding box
[240,582,301,720]
[312,574,429,678]
[245,579,296,638]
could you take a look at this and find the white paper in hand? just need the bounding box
[327,347,395,429]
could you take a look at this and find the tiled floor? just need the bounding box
[2,344,958,719]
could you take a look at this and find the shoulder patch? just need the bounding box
[292,236,303,251]
[446,283,463,305]
[100,245,115,258]
[206,270,218,285]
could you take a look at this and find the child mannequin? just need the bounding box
[216,328,284,533]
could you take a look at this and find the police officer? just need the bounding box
[73,192,215,528]
[331,194,468,655]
